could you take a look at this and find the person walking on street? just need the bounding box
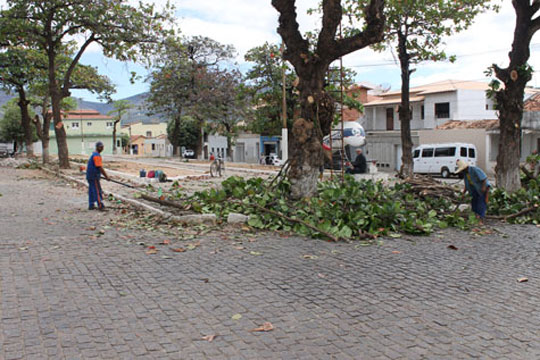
[346,148,367,174]
[455,159,490,225]
[86,141,110,210]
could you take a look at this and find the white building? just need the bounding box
[363,80,540,173]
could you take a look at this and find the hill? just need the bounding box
[0,91,165,125]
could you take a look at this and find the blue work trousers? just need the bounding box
[470,188,487,218]
[88,178,104,209]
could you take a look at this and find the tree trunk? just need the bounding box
[397,31,414,178]
[493,1,538,192]
[112,120,119,155]
[196,119,204,159]
[17,89,34,158]
[51,90,70,168]
[171,115,181,157]
[42,111,51,164]
[288,69,334,199]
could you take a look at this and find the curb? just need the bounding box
[40,167,217,225]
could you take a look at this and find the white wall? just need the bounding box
[455,90,498,121]
[234,134,260,163]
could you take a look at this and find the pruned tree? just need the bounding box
[346,0,497,178]
[272,0,385,198]
[487,0,540,192]
[107,100,134,155]
[0,0,173,168]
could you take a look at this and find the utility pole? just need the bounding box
[280,43,288,163]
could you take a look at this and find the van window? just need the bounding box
[460,147,467,157]
[413,150,420,158]
[469,148,476,158]
[422,148,434,157]
[435,147,456,157]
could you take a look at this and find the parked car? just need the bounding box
[182,149,195,158]
[413,143,477,178]
[264,153,283,166]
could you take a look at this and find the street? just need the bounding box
[0,167,538,359]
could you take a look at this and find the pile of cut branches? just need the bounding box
[403,175,461,202]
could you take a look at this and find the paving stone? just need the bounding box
[0,168,538,359]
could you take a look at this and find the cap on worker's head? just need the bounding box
[455,159,469,174]
[356,148,362,153]
[95,141,104,149]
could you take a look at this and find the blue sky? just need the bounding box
[70,0,540,103]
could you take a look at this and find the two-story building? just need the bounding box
[48,109,115,155]
[362,80,540,173]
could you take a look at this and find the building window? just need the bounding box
[485,104,489,110]
[116,140,121,147]
[106,122,113,128]
[146,131,152,137]
[87,122,92,127]
[152,144,156,150]
[71,122,79,129]
[421,105,425,120]
[435,103,450,119]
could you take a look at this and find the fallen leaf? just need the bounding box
[19,247,28,251]
[241,226,251,232]
[231,314,242,320]
[171,248,186,253]
[392,251,401,254]
[317,273,326,278]
[389,233,402,238]
[99,230,105,235]
[160,239,171,245]
[250,322,274,332]
[202,334,216,342]
[250,251,262,256]
[161,256,172,259]
[517,277,528,283]
[200,278,209,283]
[147,245,156,250]
[87,226,96,231]
[447,245,458,250]
[303,254,318,260]
[235,246,245,250]
[146,249,158,255]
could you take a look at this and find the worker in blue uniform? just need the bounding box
[455,159,490,225]
[86,141,110,210]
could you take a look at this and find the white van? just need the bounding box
[413,143,477,178]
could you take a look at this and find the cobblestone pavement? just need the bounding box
[0,167,539,360]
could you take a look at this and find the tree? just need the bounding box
[146,36,236,158]
[166,116,199,154]
[0,48,46,157]
[272,0,385,198]
[0,0,173,168]
[244,42,298,135]
[487,0,540,192]
[107,100,134,154]
[0,99,37,151]
[204,69,251,159]
[29,61,114,164]
[346,0,496,178]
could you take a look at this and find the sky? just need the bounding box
[3,0,539,102]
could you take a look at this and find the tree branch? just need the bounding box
[271,0,310,68]
[317,0,343,54]
[62,33,95,95]
[530,16,540,37]
[334,0,385,58]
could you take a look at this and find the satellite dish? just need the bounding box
[380,83,392,93]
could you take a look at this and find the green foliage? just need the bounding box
[344,0,498,65]
[244,42,297,136]
[186,176,483,241]
[489,179,540,224]
[167,116,199,151]
[0,99,36,143]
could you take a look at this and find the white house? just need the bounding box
[363,80,540,173]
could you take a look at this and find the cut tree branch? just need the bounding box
[271,0,310,68]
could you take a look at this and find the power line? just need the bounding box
[345,43,540,69]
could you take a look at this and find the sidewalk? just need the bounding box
[0,167,538,359]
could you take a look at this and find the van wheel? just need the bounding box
[441,167,450,178]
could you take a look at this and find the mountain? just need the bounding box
[0,91,165,125]
[79,93,165,125]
